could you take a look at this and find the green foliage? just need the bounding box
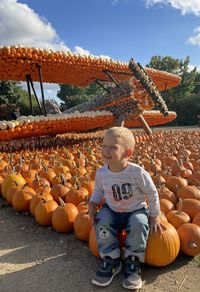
[146,56,181,74]
[194,255,200,266]
[146,56,200,125]
[0,81,23,105]
[173,94,200,125]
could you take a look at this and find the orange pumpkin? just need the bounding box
[176,199,200,220]
[52,199,78,233]
[89,226,100,258]
[177,223,200,256]
[192,213,200,227]
[166,199,191,229]
[12,185,36,212]
[166,176,188,194]
[176,186,200,201]
[35,199,58,226]
[74,212,92,241]
[145,221,180,267]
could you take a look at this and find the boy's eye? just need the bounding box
[110,146,118,150]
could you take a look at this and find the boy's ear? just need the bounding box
[125,149,133,157]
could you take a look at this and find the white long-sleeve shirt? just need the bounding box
[90,162,160,217]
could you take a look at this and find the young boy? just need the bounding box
[89,127,162,290]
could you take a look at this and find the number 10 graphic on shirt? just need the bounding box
[112,183,133,201]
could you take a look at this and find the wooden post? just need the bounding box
[138,114,152,135]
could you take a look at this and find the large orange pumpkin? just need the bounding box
[177,223,200,256]
[145,221,180,267]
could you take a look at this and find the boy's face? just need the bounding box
[102,133,130,169]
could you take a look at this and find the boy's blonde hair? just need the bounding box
[104,127,135,151]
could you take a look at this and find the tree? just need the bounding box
[146,56,199,125]
[175,94,200,125]
[0,80,23,105]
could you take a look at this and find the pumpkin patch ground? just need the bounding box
[0,197,199,292]
[0,126,200,292]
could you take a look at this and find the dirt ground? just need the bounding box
[0,197,199,292]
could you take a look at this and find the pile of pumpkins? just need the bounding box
[0,129,200,267]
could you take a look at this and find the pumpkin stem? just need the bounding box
[58,197,65,206]
[177,198,183,214]
[188,241,198,249]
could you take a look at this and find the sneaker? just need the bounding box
[123,256,142,290]
[92,256,122,287]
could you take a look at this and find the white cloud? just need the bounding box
[144,0,200,16]
[187,26,200,46]
[74,46,90,56]
[0,0,70,51]
[0,0,111,102]
[188,64,200,72]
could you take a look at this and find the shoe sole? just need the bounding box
[92,261,123,287]
[123,281,143,290]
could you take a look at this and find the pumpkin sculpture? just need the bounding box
[145,221,180,267]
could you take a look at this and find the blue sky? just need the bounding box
[1,0,200,102]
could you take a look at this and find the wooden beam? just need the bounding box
[138,114,152,135]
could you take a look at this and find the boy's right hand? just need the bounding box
[88,201,97,225]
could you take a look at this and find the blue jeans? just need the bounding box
[95,204,149,262]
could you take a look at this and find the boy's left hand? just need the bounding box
[149,216,163,234]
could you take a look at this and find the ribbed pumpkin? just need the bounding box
[159,198,175,215]
[145,221,180,267]
[166,199,191,229]
[50,184,70,203]
[192,213,200,227]
[34,199,58,226]
[166,176,188,194]
[89,226,100,258]
[176,199,200,220]
[77,200,89,213]
[6,182,22,205]
[176,186,200,200]
[158,185,178,205]
[2,173,26,198]
[12,185,36,212]
[30,192,53,216]
[65,184,89,206]
[177,223,200,256]
[52,199,78,233]
[74,212,92,241]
